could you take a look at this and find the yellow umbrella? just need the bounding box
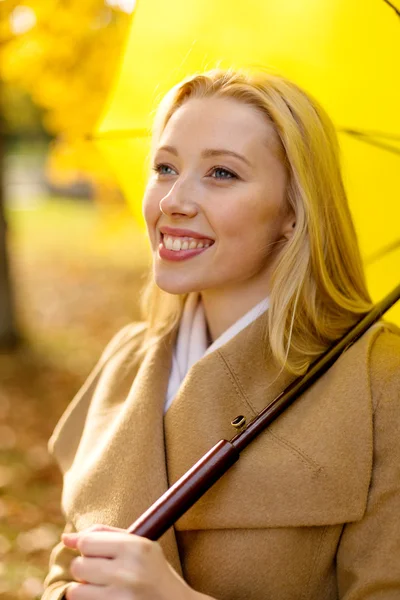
[94,0,400,323]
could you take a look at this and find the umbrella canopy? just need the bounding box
[94,0,400,324]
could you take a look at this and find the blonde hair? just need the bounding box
[139,68,372,375]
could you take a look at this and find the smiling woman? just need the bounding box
[140,70,372,371]
[143,94,292,340]
[42,69,400,600]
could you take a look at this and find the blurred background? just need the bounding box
[0,0,399,597]
[0,2,149,598]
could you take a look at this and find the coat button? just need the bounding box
[231,415,246,431]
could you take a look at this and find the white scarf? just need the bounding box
[164,293,270,413]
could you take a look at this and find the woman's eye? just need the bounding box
[152,163,237,180]
[210,167,237,180]
[152,163,176,176]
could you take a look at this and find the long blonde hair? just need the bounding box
[139,68,372,375]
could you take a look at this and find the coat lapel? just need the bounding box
[62,327,183,574]
[54,310,385,574]
[164,312,379,530]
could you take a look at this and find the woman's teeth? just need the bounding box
[163,235,212,251]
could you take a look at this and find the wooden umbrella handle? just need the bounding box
[127,439,239,539]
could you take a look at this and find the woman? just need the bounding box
[42,68,400,600]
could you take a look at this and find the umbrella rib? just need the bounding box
[340,129,400,156]
[383,0,400,18]
[366,238,400,265]
[341,131,400,142]
[90,129,400,155]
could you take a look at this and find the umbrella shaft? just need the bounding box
[127,439,239,539]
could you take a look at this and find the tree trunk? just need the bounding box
[0,107,19,348]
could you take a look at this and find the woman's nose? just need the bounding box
[159,180,198,218]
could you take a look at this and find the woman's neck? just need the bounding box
[200,286,270,342]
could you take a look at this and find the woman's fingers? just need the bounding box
[70,556,114,586]
[66,530,151,560]
[62,525,127,549]
[70,556,143,594]
[62,528,193,600]
[65,582,107,600]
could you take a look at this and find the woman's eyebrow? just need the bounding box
[157,145,252,167]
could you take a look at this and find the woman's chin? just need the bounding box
[154,273,204,296]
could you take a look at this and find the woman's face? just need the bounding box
[143,96,293,297]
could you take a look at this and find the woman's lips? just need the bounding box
[158,238,213,262]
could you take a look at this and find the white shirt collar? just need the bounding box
[204,295,270,356]
[164,293,269,413]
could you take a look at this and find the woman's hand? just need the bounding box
[62,524,202,600]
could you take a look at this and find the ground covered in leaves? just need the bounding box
[0,198,148,599]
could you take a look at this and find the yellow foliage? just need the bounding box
[1,0,132,189]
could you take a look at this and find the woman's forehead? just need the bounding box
[159,96,280,158]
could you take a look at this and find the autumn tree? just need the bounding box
[0,0,132,344]
[2,0,131,184]
[0,85,19,347]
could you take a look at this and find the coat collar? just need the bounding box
[56,312,383,573]
[164,313,378,529]
[61,325,183,572]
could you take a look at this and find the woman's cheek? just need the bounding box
[142,195,160,248]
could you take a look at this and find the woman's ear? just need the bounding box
[282,219,296,242]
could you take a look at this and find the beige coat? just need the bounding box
[42,313,400,600]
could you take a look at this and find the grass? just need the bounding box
[6,196,151,267]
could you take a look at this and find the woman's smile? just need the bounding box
[158,225,215,261]
[159,234,214,261]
